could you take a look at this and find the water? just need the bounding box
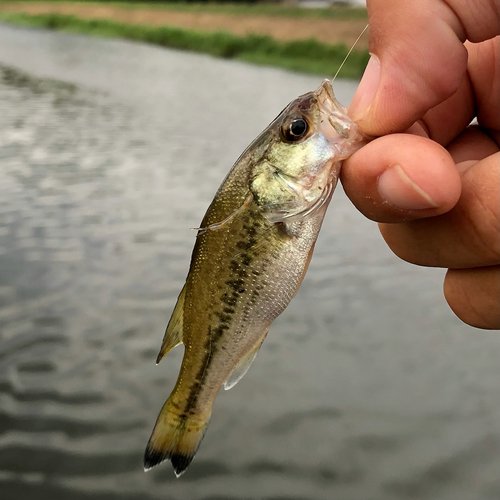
[0,24,498,500]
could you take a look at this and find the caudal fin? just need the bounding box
[144,400,210,477]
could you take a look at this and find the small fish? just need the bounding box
[144,79,367,477]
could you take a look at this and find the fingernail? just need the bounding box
[378,165,439,210]
[349,55,380,119]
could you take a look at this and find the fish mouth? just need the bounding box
[314,79,365,157]
[317,79,336,103]
[314,79,346,118]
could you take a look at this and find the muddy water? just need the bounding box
[0,24,498,500]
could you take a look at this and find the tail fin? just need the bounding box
[144,400,210,477]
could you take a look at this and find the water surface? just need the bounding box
[0,24,499,500]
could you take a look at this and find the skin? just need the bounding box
[343,0,499,329]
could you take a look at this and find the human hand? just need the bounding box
[342,0,499,329]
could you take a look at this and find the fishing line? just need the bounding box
[332,23,369,82]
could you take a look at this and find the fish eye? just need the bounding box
[281,115,309,142]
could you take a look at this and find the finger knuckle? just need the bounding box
[457,186,500,265]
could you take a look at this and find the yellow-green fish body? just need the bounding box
[145,80,366,476]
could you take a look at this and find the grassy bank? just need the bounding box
[1,1,368,21]
[0,11,369,78]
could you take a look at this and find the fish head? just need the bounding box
[250,80,367,223]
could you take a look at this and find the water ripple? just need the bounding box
[0,25,498,500]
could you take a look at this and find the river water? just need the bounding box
[0,23,498,500]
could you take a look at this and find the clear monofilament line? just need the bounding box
[332,24,369,83]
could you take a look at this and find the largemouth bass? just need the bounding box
[144,79,366,476]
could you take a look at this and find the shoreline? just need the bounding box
[0,2,369,78]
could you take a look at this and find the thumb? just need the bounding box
[349,0,498,136]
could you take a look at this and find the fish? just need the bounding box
[144,79,367,477]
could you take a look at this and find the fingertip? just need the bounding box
[348,54,380,124]
[377,164,440,211]
[348,0,468,136]
[341,134,461,223]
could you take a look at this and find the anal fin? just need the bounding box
[156,284,186,364]
[223,331,268,390]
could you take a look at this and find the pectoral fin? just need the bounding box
[194,193,253,234]
[223,330,269,390]
[156,284,186,364]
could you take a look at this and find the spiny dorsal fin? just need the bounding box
[223,331,268,390]
[156,284,186,364]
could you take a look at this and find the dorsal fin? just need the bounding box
[156,284,186,364]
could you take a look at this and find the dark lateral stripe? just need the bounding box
[184,327,215,413]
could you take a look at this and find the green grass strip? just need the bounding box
[0,1,368,21]
[0,11,369,78]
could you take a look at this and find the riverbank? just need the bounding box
[0,1,369,77]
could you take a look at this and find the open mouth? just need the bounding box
[314,79,357,146]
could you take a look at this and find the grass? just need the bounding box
[0,11,369,78]
[0,1,368,20]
